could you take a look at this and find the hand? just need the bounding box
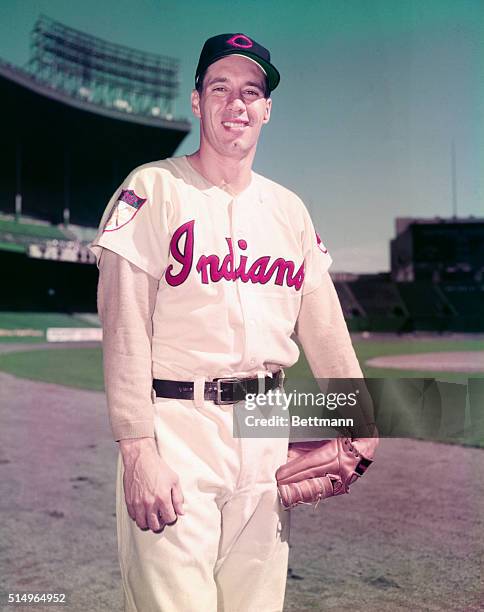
[119,437,184,533]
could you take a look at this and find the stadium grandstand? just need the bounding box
[0,15,190,311]
[334,217,484,332]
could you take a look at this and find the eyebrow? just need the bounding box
[206,77,264,90]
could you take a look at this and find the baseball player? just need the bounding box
[90,33,365,612]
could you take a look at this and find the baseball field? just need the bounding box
[0,312,483,611]
[0,312,483,388]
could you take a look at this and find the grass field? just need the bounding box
[0,347,104,390]
[0,335,482,447]
[0,336,482,391]
[355,337,484,382]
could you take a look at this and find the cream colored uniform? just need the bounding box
[90,155,332,612]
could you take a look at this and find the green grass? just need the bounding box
[0,347,104,390]
[355,338,484,383]
[0,312,100,343]
[0,337,482,390]
[282,337,484,383]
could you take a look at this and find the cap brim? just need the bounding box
[233,50,280,91]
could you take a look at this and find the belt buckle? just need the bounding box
[215,377,240,405]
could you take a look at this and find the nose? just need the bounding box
[226,92,246,113]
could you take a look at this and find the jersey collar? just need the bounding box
[181,155,263,204]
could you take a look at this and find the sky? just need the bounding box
[0,0,482,272]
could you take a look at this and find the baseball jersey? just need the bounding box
[89,156,332,380]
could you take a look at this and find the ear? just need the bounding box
[262,97,272,124]
[191,89,201,119]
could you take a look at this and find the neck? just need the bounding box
[187,145,255,196]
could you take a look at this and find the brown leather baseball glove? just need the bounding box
[275,437,378,510]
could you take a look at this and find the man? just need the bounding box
[90,33,365,612]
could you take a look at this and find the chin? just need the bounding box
[214,140,247,155]
[227,143,253,157]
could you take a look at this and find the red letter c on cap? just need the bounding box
[226,34,253,49]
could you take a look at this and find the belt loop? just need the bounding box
[193,376,205,408]
[257,371,265,395]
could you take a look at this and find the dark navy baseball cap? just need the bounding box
[195,33,280,92]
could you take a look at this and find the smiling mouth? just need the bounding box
[222,121,249,129]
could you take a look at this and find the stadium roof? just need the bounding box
[26,15,187,124]
[0,17,191,227]
[396,216,484,235]
[0,59,190,132]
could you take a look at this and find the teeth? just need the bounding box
[223,122,247,127]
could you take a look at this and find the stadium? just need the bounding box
[0,16,482,333]
[0,14,483,612]
[0,15,190,312]
[335,216,484,333]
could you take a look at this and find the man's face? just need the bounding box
[191,55,272,159]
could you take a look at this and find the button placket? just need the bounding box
[232,196,259,369]
[230,197,251,366]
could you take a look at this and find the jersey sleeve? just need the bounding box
[89,168,170,280]
[301,205,333,296]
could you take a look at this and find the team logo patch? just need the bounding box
[226,34,253,49]
[316,232,328,254]
[103,189,147,232]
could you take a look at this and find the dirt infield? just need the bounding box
[366,351,484,373]
[1,367,483,611]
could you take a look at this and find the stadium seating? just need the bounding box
[396,282,455,331]
[344,275,408,332]
[333,281,364,317]
[440,284,484,331]
[0,216,70,252]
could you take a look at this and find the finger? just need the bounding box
[171,483,185,516]
[157,498,177,525]
[133,502,148,530]
[146,510,163,533]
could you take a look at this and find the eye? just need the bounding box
[244,90,260,96]
[213,86,227,92]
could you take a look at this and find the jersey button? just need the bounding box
[249,358,256,365]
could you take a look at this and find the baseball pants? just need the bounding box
[116,394,290,612]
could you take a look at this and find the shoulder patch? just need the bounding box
[103,189,147,232]
[316,232,328,254]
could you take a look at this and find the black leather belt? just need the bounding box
[153,371,284,405]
